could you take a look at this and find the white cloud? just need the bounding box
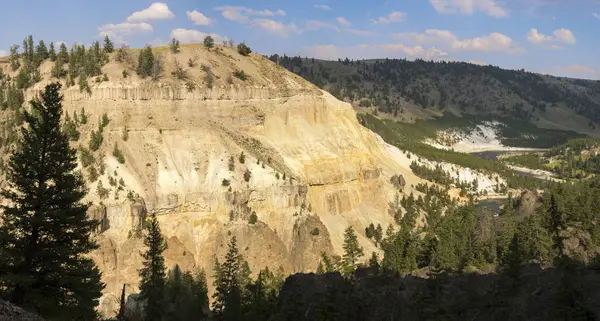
[252,19,301,38]
[98,22,153,40]
[430,0,508,18]
[170,28,222,44]
[336,17,352,27]
[553,28,576,44]
[393,29,524,54]
[374,11,406,24]
[467,60,488,66]
[314,4,332,10]
[593,13,600,20]
[126,2,175,22]
[0,50,7,57]
[149,39,167,47]
[305,20,339,31]
[526,28,553,44]
[526,28,576,45]
[186,10,215,26]
[55,41,67,47]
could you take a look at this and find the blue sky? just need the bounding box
[0,0,599,79]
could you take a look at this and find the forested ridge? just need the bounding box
[271,55,600,131]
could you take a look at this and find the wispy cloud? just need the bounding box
[299,43,448,60]
[305,20,339,32]
[98,22,153,44]
[393,29,525,54]
[336,17,352,27]
[214,6,297,38]
[429,0,508,18]
[314,4,332,10]
[594,13,600,20]
[373,11,406,24]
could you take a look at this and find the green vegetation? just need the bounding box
[137,45,155,78]
[504,138,600,179]
[138,213,168,321]
[244,169,251,182]
[113,142,125,164]
[274,55,600,129]
[204,36,214,49]
[249,212,258,224]
[233,70,248,81]
[237,42,251,56]
[0,83,103,319]
[359,113,542,189]
[170,38,181,54]
[103,35,114,53]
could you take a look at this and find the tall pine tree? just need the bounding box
[212,236,249,321]
[0,82,104,319]
[341,226,364,276]
[138,213,167,321]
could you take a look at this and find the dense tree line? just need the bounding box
[272,55,600,125]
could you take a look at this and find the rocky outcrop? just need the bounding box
[0,300,44,321]
[3,44,424,318]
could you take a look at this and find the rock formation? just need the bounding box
[1,43,426,317]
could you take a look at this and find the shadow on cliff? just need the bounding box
[272,260,600,321]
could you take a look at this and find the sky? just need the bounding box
[0,0,599,79]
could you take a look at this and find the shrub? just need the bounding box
[116,44,130,63]
[89,129,103,151]
[233,70,248,81]
[87,166,99,182]
[103,73,109,81]
[108,176,117,186]
[248,212,258,224]
[119,178,125,186]
[310,228,320,236]
[96,180,109,199]
[169,38,180,54]
[80,108,88,124]
[185,80,196,92]
[202,64,214,89]
[204,36,214,49]
[239,152,245,164]
[221,179,230,187]
[79,147,95,168]
[171,59,187,80]
[122,126,129,141]
[237,42,252,56]
[244,169,251,182]
[113,142,125,164]
[188,56,198,68]
[78,76,90,94]
[122,70,128,78]
[228,156,235,171]
[101,112,110,128]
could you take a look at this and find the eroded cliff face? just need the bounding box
[10,44,422,317]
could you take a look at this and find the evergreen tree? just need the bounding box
[547,193,567,258]
[48,42,56,61]
[137,46,154,78]
[212,236,248,321]
[138,213,168,321]
[237,42,252,56]
[0,82,104,319]
[368,252,380,270]
[58,42,69,63]
[9,44,20,71]
[36,40,49,60]
[504,234,523,281]
[103,35,115,53]
[320,252,337,272]
[341,226,364,275]
[204,36,214,49]
[117,284,127,321]
[169,38,180,54]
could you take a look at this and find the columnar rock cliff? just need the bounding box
[4,44,425,317]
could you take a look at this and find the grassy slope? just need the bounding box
[273,56,600,137]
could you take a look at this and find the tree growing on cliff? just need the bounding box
[0,82,104,320]
[237,42,251,56]
[341,227,364,275]
[138,212,168,321]
[137,45,154,78]
[169,38,181,54]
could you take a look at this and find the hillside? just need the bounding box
[0,41,434,317]
[273,56,600,137]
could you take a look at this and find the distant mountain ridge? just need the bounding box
[272,55,600,136]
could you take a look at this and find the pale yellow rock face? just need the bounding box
[6,44,421,317]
